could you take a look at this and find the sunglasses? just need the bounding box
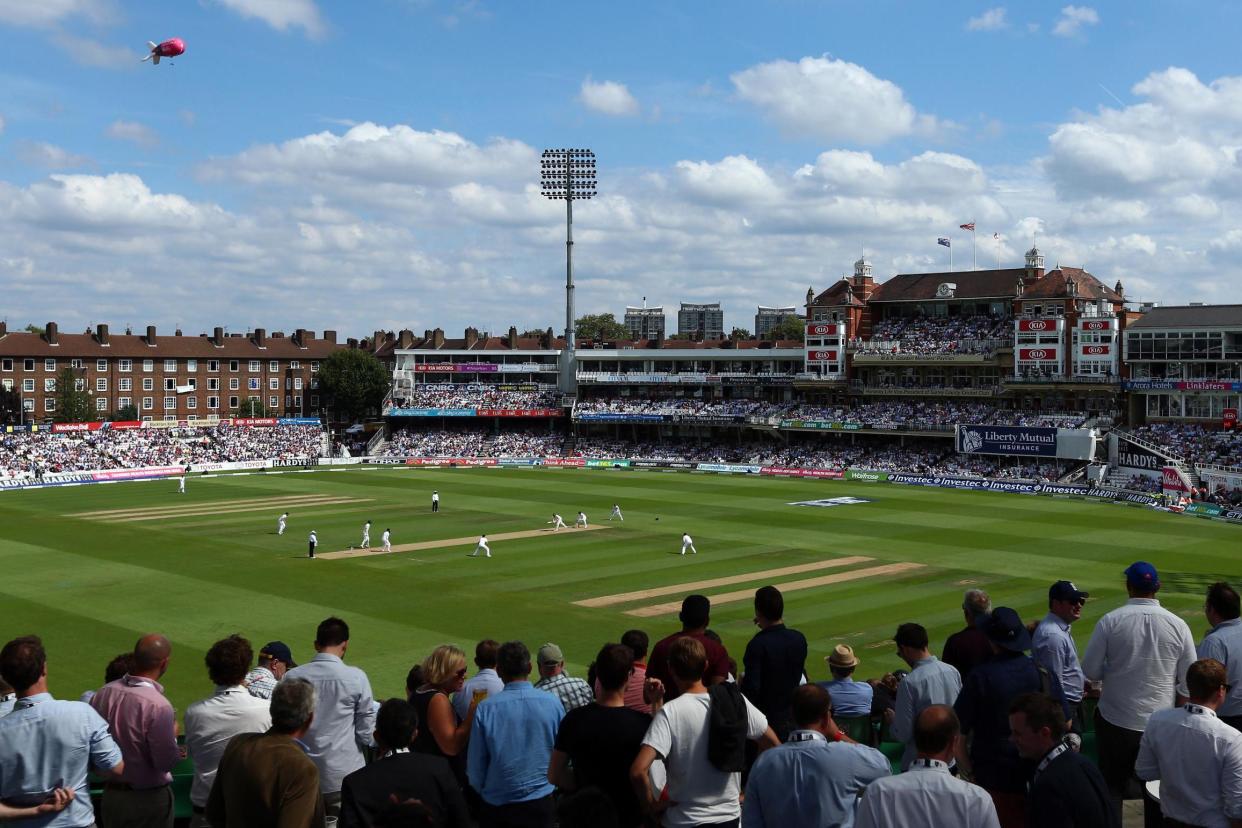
[455,668,468,678]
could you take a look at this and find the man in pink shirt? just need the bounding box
[91,634,181,828]
[595,629,653,714]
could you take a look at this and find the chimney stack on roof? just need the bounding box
[295,328,308,348]
[347,337,358,348]
[96,323,110,345]
[175,329,182,337]
[0,321,6,338]
[398,329,414,349]
[465,327,479,348]
[323,330,337,344]
[145,325,157,346]
[254,327,266,347]
[508,326,518,347]
[213,326,224,347]
[46,322,59,345]
[432,328,445,348]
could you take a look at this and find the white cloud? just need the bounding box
[0,113,5,134]
[212,0,326,38]
[966,8,1007,31]
[578,78,640,117]
[60,34,138,69]
[731,55,944,144]
[14,141,92,169]
[105,120,158,148]
[1053,5,1099,38]
[674,155,781,206]
[0,0,113,27]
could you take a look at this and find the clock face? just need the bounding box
[936,283,952,297]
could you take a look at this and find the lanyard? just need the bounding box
[912,758,949,771]
[1036,743,1070,776]
[788,730,826,743]
[381,748,411,759]
[1185,704,1212,717]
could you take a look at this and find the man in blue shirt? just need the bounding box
[0,635,127,828]
[818,644,873,718]
[744,684,889,828]
[1032,580,1089,730]
[467,640,564,827]
[1199,581,1242,731]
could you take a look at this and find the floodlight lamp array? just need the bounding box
[540,148,597,200]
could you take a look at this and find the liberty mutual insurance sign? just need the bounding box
[956,425,1058,457]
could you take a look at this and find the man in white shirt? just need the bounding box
[1136,658,1242,828]
[283,616,376,818]
[431,490,440,513]
[610,503,624,521]
[1199,581,1242,731]
[631,636,778,828]
[469,534,491,558]
[550,513,567,531]
[380,529,391,553]
[1083,561,1197,804]
[185,636,272,827]
[361,521,371,549]
[886,622,962,770]
[308,530,317,558]
[856,705,1000,828]
[575,511,588,528]
[680,533,697,555]
[277,512,288,536]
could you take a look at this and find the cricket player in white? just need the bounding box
[432,491,440,513]
[178,475,186,494]
[469,534,491,558]
[381,529,391,553]
[680,533,697,555]
[610,504,624,521]
[575,511,588,528]
[361,521,371,548]
[277,512,288,535]
[550,513,567,531]
[308,530,317,558]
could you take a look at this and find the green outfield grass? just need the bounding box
[0,465,1234,718]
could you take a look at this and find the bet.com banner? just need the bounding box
[956,425,1058,457]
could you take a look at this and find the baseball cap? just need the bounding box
[977,607,1031,652]
[537,643,564,666]
[1124,561,1160,589]
[260,641,296,667]
[1049,580,1089,603]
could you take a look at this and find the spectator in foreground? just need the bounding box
[0,635,126,828]
[1136,658,1242,828]
[942,589,993,681]
[549,643,658,828]
[206,676,326,828]
[855,705,1000,828]
[1032,580,1090,731]
[453,639,505,722]
[740,585,808,741]
[1082,562,1197,806]
[244,641,296,701]
[467,640,564,828]
[743,684,890,828]
[1008,692,1113,828]
[646,594,731,701]
[411,645,478,787]
[0,676,13,717]
[185,635,273,828]
[887,623,962,770]
[90,633,180,828]
[594,630,653,714]
[534,642,594,714]
[285,617,377,817]
[818,644,873,718]
[340,698,470,828]
[1199,581,1242,730]
[631,636,778,828]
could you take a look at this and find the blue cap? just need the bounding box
[1124,561,1160,589]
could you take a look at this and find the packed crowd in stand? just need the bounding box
[1129,423,1242,469]
[4,572,1239,828]
[854,314,1012,355]
[383,427,566,458]
[575,398,771,417]
[389,387,561,410]
[0,424,326,480]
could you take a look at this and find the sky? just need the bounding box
[2,0,1242,339]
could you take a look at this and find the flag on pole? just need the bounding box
[959,223,975,231]
[937,237,951,247]
[993,232,999,239]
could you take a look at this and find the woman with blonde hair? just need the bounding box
[411,644,479,786]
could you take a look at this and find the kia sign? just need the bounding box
[1018,319,1057,332]
[1019,348,1058,361]
[1081,345,1111,356]
[806,323,838,336]
[1082,320,1113,331]
[808,350,838,361]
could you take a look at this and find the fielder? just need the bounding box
[361,520,372,549]
[609,503,624,521]
[308,530,318,559]
[381,528,391,553]
[575,511,588,529]
[177,474,186,494]
[550,513,567,531]
[277,512,288,536]
[680,532,697,555]
[469,534,491,558]
[432,491,440,513]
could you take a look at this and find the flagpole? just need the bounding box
[994,233,1001,269]
[971,221,976,270]
[949,241,953,272]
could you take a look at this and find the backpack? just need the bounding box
[706,682,748,772]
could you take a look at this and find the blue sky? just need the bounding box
[2,0,1241,337]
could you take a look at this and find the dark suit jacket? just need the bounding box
[206,731,325,828]
[339,750,470,828]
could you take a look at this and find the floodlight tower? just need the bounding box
[541,148,597,393]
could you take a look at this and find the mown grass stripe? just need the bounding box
[102,498,368,522]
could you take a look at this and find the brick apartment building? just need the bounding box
[0,322,357,423]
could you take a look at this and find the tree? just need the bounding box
[769,315,806,343]
[520,328,546,339]
[238,399,270,417]
[574,313,628,341]
[730,327,752,340]
[24,324,45,335]
[317,348,390,423]
[54,367,92,423]
[112,403,139,422]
